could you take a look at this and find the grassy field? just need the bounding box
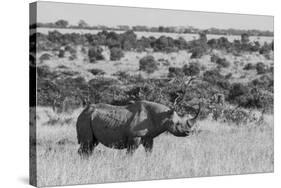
[33,28,274,187]
[35,107,273,187]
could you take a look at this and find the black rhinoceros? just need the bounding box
[76,100,200,156]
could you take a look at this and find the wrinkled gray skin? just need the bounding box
[76,100,200,156]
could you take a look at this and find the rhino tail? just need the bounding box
[76,106,96,146]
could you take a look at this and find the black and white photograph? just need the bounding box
[29,1,274,187]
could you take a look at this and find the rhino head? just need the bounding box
[164,104,200,137]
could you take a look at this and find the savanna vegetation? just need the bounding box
[30,28,274,186]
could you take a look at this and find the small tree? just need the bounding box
[139,55,158,74]
[55,19,69,28]
[243,63,255,70]
[78,20,89,28]
[110,47,124,61]
[216,58,230,68]
[58,49,65,58]
[88,46,104,63]
[256,62,266,74]
[229,83,249,100]
[241,33,250,44]
[168,67,184,77]
[182,63,200,76]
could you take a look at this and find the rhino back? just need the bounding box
[90,105,135,148]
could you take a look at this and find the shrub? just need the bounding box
[228,84,273,111]
[106,31,122,48]
[217,37,231,50]
[65,45,76,54]
[139,55,158,73]
[228,83,249,100]
[153,36,177,53]
[203,69,224,83]
[136,37,152,51]
[241,33,250,44]
[120,30,137,50]
[190,46,206,59]
[210,54,219,63]
[259,42,272,55]
[256,62,266,74]
[243,63,256,70]
[89,68,105,76]
[81,47,87,54]
[182,63,200,76]
[112,71,130,81]
[68,54,77,60]
[203,69,230,90]
[58,49,65,58]
[39,53,52,62]
[252,74,273,92]
[37,65,53,78]
[88,46,104,63]
[174,37,188,50]
[225,73,232,79]
[168,67,184,77]
[211,55,230,68]
[110,47,124,61]
[216,58,230,68]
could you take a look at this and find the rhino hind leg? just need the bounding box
[126,137,141,155]
[142,138,154,153]
[78,138,98,157]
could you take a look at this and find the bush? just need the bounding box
[203,69,224,83]
[105,31,122,48]
[228,83,249,100]
[216,58,230,68]
[190,46,206,59]
[211,55,230,68]
[203,69,230,90]
[228,83,273,111]
[241,33,250,44]
[88,46,104,63]
[39,53,52,62]
[225,73,232,79]
[88,68,105,76]
[256,62,266,74]
[152,36,178,53]
[210,54,219,63]
[58,49,65,58]
[110,47,124,61]
[139,55,158,73]
[182,63,200,76]
[136,37,152,51]
[65,45,76,54]
[120,30,137,50]
[68,54,77,60]
[252,75,273,92]
[259,42,272,55]
[243,63,256,70]
[168,67,184,77]
[112,71,130,81]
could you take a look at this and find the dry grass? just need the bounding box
[35,107,273,187]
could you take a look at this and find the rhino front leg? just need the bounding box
[126,137,141,155]
[142,137,154,153]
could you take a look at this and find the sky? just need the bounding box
[36,1,274,31]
